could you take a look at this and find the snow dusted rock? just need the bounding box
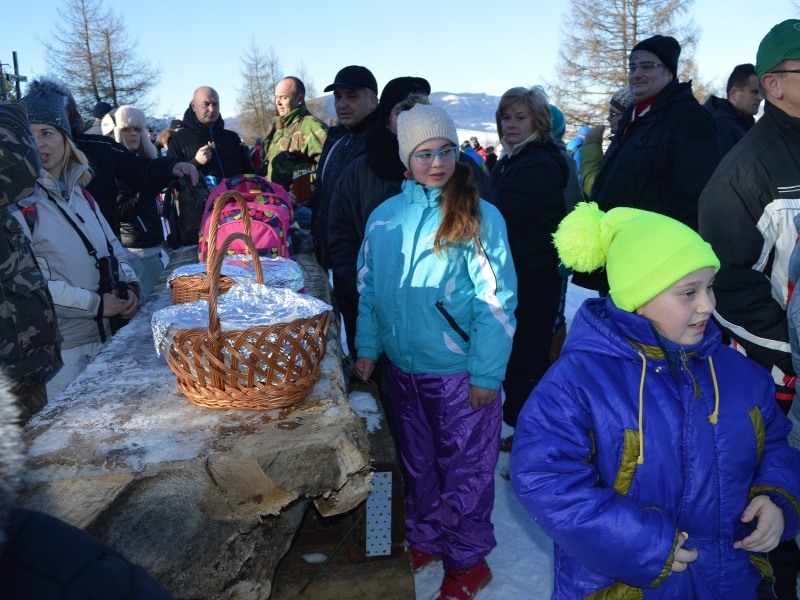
[16,249,371,600]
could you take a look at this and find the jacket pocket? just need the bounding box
[748,406,765,465]
[583,581,643,600]
[434,300,470,342]
[612,429,640,496]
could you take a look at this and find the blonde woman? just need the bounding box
[17,79,140,399]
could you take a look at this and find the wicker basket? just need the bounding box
[170,191,259,305]
[165,232,330,410]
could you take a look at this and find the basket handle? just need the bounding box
[206,191,253,266]
[207,232,264,343]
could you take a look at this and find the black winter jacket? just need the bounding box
[490,140,567,275]
[116,178,163,249]
[75,133,180,236]
[328,133,403,306]
[313,110,381,270]
[590,80,722,231]
[0,509,172,600]
[167,106,252,182]
[699,101,800,377]
[703,95,755,157]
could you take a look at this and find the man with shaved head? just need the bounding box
[168,86,252,181]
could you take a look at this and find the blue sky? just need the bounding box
[2,0,796,119]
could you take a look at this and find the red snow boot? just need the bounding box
[410,546,441,572]
[436,560,492,600]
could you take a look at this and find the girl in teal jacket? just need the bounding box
[354,105,516,600]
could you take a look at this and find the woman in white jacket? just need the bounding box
[17,79,140,399]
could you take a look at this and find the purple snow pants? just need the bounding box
[387,365,502,570]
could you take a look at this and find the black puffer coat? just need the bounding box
[1,510,173,600]
[116,178,163,249]
[328,125,403,305]
[167,106,252,181]
[703,95,754,157]
[490,140,568,275]
[589,80,722,231]
[75,133,179,236]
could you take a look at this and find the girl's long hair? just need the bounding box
[434,161,481,253]
[57,130,93,186]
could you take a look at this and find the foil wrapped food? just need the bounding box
[152,283,332,357]
[167,255,304,292]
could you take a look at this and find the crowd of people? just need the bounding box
[2,15,800,600]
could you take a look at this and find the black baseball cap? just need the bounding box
[170,119,183,129]
[324,66,378,93]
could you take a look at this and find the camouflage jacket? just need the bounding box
[0,103,62,393]
[260,104,328,191]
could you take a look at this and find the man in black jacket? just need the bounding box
[312,66,380,270]
[589,35,721,232]
[699,20,800,598]
[167,86,252,183]
[37,77,198,237]
[703,63,761,156]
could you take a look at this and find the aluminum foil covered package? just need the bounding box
[151,283,332,357]
[167,255,304,291]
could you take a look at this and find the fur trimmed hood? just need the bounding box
[101,105,157,159]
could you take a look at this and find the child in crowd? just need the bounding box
[354,105,517,600]
[511,203,800,599]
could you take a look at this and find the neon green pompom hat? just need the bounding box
[553,203,720,312]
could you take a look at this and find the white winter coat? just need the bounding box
[13,164,140,350]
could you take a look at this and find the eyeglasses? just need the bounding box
[768,69,800,75]
[409,146,458,166]
[627,62,666,74]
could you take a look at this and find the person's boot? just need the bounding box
[436,560,492,600]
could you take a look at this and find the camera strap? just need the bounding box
[38,184,117,342]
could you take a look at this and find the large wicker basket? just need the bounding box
[169,191,259,305]
[165,232,330,410]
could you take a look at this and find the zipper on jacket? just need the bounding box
[137,216,147,232]
[679,350,702,398]
[435,301,470,342]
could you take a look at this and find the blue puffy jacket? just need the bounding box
[355,179,517,390]
[511,296,800,599]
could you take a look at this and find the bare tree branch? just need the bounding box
[548,0,705,124]
[236,40,282,143]
[40,0,160,120]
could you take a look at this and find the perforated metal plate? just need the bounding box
[365,471,392,557]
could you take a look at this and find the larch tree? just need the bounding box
[236,41,283,143]
[549,0,701,125]
[41,0,159,120]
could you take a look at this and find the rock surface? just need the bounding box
[18,249,370,599]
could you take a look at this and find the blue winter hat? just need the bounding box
[549,104,566,139]
[20,78,72,139]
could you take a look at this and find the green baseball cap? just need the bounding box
[756,19,800,78]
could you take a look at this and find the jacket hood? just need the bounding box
[703,95,755,127]
[101,106,157,159]
[0,369,25,553]
[182,103,225,133]
[365,123,405,182]
[562,296,721,363]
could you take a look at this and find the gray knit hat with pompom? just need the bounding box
[20,78,72,139]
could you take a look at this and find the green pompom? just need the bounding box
[552,202,607,272]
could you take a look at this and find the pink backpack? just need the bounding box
[198,174,295,262]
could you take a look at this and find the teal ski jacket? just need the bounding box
[355,180,517,390]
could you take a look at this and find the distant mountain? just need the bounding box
[318,92,500,134]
